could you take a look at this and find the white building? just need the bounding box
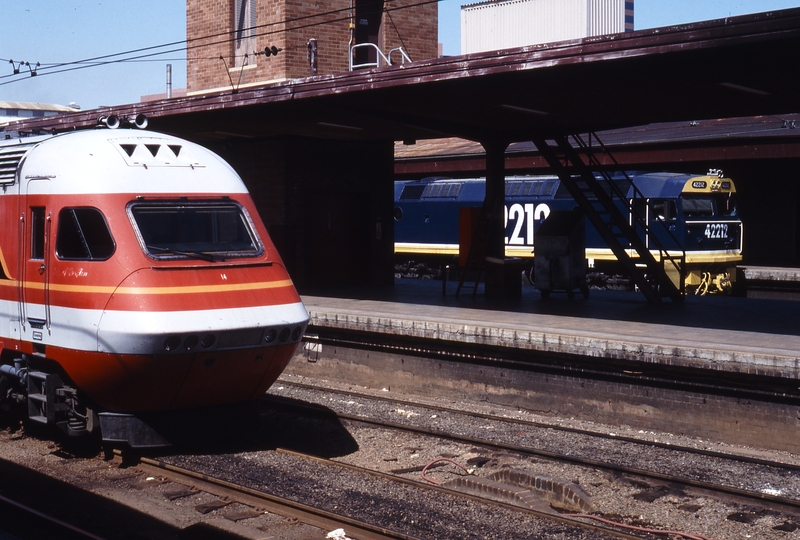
[0,101,80,127]
[461,0,634,55]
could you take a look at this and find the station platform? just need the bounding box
[300,278,800,381]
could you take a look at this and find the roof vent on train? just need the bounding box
[0,142,37,185]
[112,137,203,168]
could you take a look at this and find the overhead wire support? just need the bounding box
[0,0,442,87]
[7,59,39,76]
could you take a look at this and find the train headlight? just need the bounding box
[264,328,277,344]
[200,334,216,349]
[291,327,303,341]
[184,335,199,350]
[164,336,181,351]
[279,328,290,342]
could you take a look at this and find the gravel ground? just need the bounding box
[2,373,799,539]
[271,379,800,499]
[164,445,618,539]
[266,374,800,539]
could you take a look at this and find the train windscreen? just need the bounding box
[129,202,262,261]
[681,194,737,218]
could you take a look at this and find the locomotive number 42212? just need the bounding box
[704,223,728,239]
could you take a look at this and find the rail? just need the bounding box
[350,43,411,71]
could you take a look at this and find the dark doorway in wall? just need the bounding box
[354,0,384,67]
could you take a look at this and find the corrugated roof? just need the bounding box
[0,101,78,113]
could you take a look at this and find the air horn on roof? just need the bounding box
[97,113,148,130]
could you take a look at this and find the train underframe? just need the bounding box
[395,255,738,296]
[0,349,275,448]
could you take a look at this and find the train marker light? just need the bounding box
[200,334,216,349]
[279,328,290,342]
[264,328,278,343]
[164,336,181,351]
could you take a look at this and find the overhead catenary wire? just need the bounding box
[0,0,441,88]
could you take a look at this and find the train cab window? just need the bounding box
[681,197,714,217]
[651,200,677,221]
[717,194,738,217]
[56,208,115,260]
[129,202,262,260]
[30,207,45,260]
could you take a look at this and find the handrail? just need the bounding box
[349,43,411,71]
[572,132,687,294]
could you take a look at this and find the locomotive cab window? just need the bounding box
[651,200,677,221]
[57,208,115,260]
[129,202,262,261]
[717,193,738,218]
[681,197,714,218]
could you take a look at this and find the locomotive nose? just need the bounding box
[87,267,308,412]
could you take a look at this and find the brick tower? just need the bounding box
[186,0,439,95]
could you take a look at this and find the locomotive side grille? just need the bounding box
[0,145,34,184]
[505,180,558,198]
[422,183,462,198]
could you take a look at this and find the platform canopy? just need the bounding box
[6,8,800,146]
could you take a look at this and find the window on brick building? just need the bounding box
[234,0,257,67]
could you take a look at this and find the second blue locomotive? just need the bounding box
[394,171,742,293]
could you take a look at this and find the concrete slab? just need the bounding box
[300,280,800,380]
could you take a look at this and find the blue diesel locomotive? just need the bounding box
[394,171,742,293]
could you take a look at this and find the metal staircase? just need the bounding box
[532,133,686,303]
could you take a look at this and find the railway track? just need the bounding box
[270,380,800,511]
[142,451,644,539]
[134,453,417,540]
[266,379,800,537]
[152,444,641,539]
[2,376,797,538]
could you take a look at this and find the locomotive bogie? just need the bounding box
[0,128,309,444]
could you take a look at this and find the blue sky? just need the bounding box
[1,1,799,110]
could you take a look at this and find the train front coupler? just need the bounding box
[0,355,96,437]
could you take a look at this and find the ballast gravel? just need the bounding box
[263,374,800,540]
[2,373,800,539]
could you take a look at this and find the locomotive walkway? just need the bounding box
[300,279,800,381]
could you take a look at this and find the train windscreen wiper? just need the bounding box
[146,245,219,262]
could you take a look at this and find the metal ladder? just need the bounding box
[532,134,685,303]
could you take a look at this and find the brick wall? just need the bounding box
[380,0,438,65]
[186,0,438,94]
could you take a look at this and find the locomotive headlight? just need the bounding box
[264,328,278,344]
[184,335,199,350]
[279,328,290,342]
[291,327,303,341]
[164,336,181,351]
[200,334,216,349]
